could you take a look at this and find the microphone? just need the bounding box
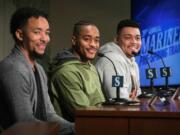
[136,55,156,99]
[132,51,140,56]
[131,47,141,56]
[148,50,171,90]
[98,53,118,75]
[148,50,166,67]
[148,50,166,66]
[98,53,127,105]
[97,53,104,57]
[140,55,157,92]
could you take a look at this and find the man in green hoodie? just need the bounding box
[49,21,105,122]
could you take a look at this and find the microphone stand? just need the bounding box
[136,55,155,99]
[114,87,128,104]
[98,53,127,105]
[148,51,169,91]
[132,51,156,98]
[141,55,155,92]
[148,50,173,99]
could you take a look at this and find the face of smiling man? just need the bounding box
[16,16,50,59]
[72,25,100,61]
[116,27,141,58]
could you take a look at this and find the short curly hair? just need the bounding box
[73,20,98,36]
[10,7,48,42]
[116,19,140,35]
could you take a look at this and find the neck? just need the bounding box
[72,49,89,63]
[19,46,36,70]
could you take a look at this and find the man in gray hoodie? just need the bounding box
[95,19,142,102]
[0,7,74,135]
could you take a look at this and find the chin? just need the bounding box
[32,52,45,59]
[87,54,96,59]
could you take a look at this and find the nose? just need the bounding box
[40,32,50,43]
[90,39,99,48]
[131,37,138,44]
[90,40,95,47]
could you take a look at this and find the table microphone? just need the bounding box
[98,53,127,105]
[139,55,157,98]
[148,50,166,67]
[132,50,156,97]
[98,53,118,75]
[148,50,171,90]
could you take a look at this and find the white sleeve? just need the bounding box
[95,57,118,99]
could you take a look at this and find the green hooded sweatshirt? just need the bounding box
[49,49,105,122]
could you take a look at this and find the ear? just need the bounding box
[15,29,23,41]
[71,36,76,46]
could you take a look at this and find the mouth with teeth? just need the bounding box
[130,46,138,53]
[87,48,97,54]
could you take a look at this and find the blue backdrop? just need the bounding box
[131,0,180,87]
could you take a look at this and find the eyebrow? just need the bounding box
[82,35,100,38]
[33,27,50,31]
[123,34,141,36]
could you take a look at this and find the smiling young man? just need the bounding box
[95,19,142,101]
[49,21,105,122]
[0,7,74,135]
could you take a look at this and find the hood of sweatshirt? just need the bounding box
[98,42,122,55]
[49,48,80,74]
[98,42,135,63]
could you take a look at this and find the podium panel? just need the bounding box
[76,99,180,135]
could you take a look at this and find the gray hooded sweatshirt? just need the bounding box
[95,42,141,100]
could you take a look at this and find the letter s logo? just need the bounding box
[146,68,157,79]
[115,77,120,87]
[112,76,123,87]
[160,67,171,77]
[147,69,154,79]
[162,68,168,76]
